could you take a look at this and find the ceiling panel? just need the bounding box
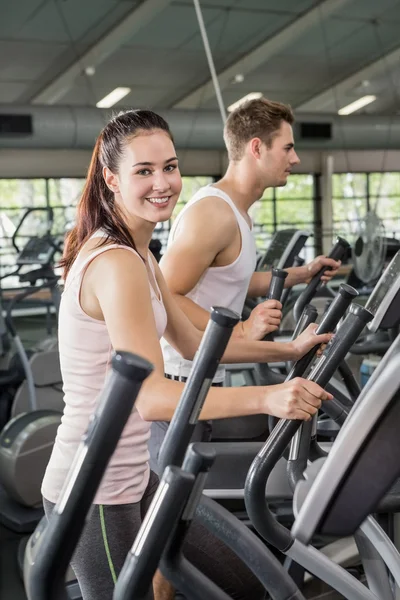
[96,46,207,88]
[182,10,294,57]
[3,0,133,43]
[0,40,68,80]
[334,0,400,20]
[125,4,294,58]
[0,82,30,103]
[0,0,398,128]
[0,0,47,37]
[125,5,223,49]
[173,0,320,13]
[378,1,400,22]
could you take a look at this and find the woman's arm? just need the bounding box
[154,255,332,364]
[88,249,331,422]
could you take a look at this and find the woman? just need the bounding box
[41,109,332,600]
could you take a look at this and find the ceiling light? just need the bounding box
[96,87,131,108]
[85,66,96,77]
[233,73,244,83]
[228,92,263,112]
[338,95,376,116]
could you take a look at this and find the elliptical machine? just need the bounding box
[0,207,64,533]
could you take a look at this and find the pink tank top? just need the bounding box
[41,239,167,505]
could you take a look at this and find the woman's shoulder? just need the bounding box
[82,241,145,283]
[78,236,140,264]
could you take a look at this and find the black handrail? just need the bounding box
[244,304,373,552]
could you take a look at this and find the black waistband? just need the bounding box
[165,373,223,387]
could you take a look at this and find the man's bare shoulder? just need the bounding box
[176,195,237,239]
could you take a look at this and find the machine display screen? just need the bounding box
[258,229,306,271]
[366,251,400,329]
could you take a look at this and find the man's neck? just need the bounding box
[213,162,269,214]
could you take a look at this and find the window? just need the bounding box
[252,175,316,260]
[48,178,86,237]
[333,172,400,243]
[332,173,368,243]
[369,172,400,239]
[0,179,48,277]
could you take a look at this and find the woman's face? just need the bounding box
[105,129,182,224]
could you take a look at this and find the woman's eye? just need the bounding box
[137,169,151,176]
[164,164,177,172]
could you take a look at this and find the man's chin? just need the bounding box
[276,178,288,187]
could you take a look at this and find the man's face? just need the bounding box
[258,121,300,187]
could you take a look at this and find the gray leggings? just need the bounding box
[43,472,265,600]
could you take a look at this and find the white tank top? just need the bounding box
[42,233,167,505]
[161,185,257,382]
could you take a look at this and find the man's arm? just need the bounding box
[160,197,238,331]
[247,256,341,298]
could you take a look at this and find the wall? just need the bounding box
[1,148,400,178]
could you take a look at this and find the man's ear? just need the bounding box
[249,137,263,159]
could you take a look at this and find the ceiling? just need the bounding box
[1,0,400,149]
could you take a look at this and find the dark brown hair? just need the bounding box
[61,109,173,278]
[224,97,294,161]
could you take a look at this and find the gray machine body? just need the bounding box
[0,410,61,507]
[366,250,400,332]
[292,338,400,543]
[0,336,63,509]
[291,338,400,599]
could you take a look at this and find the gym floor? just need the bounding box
[0,524,26,600]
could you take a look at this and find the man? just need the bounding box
[149,97,339,470]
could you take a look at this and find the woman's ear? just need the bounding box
[103,166,120,193]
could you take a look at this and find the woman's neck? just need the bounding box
[126,217,155,258]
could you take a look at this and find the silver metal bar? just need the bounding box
[354,528,394,600]
[287,538,378,600]
[193,0,227,123]
[361,515,400,592]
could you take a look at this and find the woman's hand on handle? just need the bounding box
[263,378,333,421]
[291,323,333,360]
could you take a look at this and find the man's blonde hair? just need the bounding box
[224,97,294,161]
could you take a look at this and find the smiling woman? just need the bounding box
[60,110,181,275]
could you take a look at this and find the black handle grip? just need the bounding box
[291,303,318,342]
[26,352,153,600]
[293,237,350,322]
[268,304,318,435]
[264,269,288,341]
[285,285,358,489]
[268,268,288,301]
[309,303,373,389]
[287,420,314,492]
[159,306,239,473]
[245,418,301,551]
[182,442,216,475]
[115,465,195,600]
[288,283,358,380]
[244,303,373,553]
[280,256,305,308]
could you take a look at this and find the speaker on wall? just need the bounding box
[0,114,33,135]
[299,122,332,140]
